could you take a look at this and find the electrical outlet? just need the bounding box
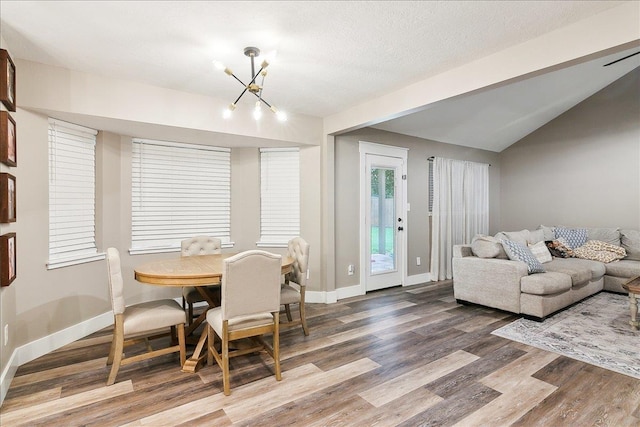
[416,257,421,266]
[4,324,8,346]
[348,264,354,275]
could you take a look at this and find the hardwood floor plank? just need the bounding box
[10,357,108,388]
[337,300,416,323]
[0,387,62,412]
[223,358,380,423]
[0,380,133,426]
[397,381,501,427]
[359,350,479,407]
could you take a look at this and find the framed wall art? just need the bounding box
[0,111,16,166]
[0,49,16,112]
[1,232,16,287]
[0,172,16,223]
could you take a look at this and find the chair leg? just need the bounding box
[107,320,125,386]
[299,302,309,336]
[222,325,230,396]
[273,313,282,381]
[106,329,117,366]
[207,324,214,366]
[284,304,293,321]
[177,323,186,367]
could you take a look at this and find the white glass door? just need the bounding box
[365,154,404,291]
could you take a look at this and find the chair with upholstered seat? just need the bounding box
[280,237,310,336]
[181,236,222,324]
[105,247,186,386]
[206,250,282,395]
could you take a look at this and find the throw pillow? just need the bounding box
[620,229,640,261]
[528,241,552,264]
[501,239,545,274]
[554,227,588,249]
[471,235,501,258]
[545,239,575,258]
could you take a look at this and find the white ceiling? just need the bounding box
[1,1,638,151]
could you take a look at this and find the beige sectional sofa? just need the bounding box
[452,226,640,320]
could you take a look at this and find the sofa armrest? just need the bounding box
[453,244,473,258]
[453,256,528,313]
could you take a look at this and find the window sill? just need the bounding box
[47,253,106,270]
[256,241,289,248]
[129,242,235,256]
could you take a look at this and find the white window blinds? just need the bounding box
[131,139,231,254]
[259,148,300,246]
[48,119,101,269]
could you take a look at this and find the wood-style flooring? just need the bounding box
[2,281,640,426]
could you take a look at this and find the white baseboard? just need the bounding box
[0,310,113,407]
[306,290,337,304]
[335,284,364,300]
[404,273,432,286]
[0,349,18,407]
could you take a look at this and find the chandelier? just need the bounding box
[215,47,287,122]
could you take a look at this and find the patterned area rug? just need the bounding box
[492,292,640,379]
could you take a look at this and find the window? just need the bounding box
[258,148,300,246]
[48,119,101,269]
[131,139,231,254]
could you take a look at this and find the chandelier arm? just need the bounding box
[233,88,249,105]
[250,92,272,109]
[230,73,248,88]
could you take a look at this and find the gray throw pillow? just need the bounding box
[471,235,501,258]
[620,229,640,261]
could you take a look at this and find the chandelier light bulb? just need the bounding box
[223,103,236,119]
[253,101,263,120]
[276,110,288,122]
[213,60,225,71]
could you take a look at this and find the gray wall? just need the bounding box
[499,68,640,231]
[334,129,500,289]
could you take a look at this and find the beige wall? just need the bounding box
[334,128,500,289]
[499,68,640,231]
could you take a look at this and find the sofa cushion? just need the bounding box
[528,241,552,264]
[528,229,545,244]
[604,259,640,278]
[587,227,621,246]
[620,229,640,261]
[495,230,529,247]
[521,272,572,295]
[543,258,604,286]
[501,239,545,274]
[471,235,505,259]
[554,226,588,249]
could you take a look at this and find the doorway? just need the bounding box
[359,142,407,292]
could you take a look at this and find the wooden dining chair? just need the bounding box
[181,236,222,324]
[206,250,282,395]
[105,247,186,386]
[280,237,310,335]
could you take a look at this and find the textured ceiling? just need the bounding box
[0,1,635,150]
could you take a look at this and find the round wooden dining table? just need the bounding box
[134,252,294,373]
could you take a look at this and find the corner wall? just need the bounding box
[499,68,640,231]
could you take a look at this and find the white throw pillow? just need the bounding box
[528,241,552,264]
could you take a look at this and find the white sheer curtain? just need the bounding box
[430,157,489,281]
